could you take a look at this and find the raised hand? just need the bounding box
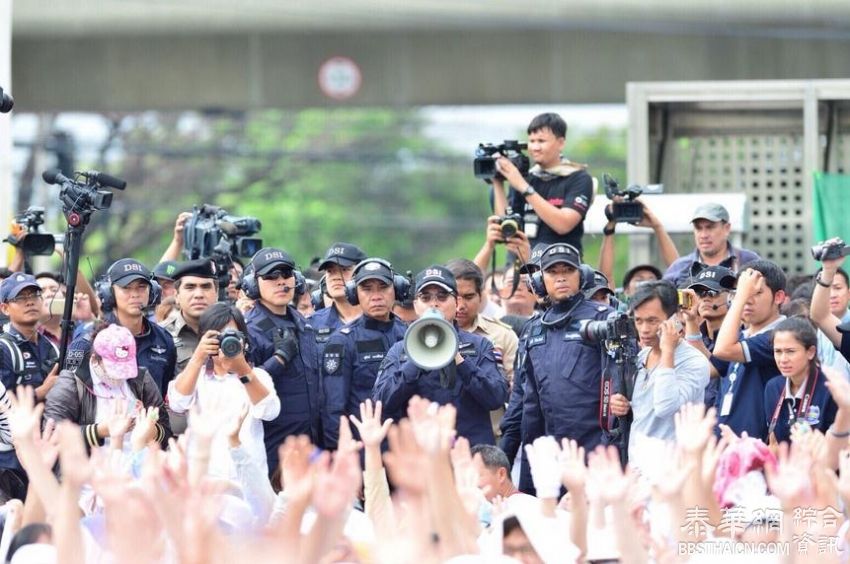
[224,402,250,448]
[587,445,631,505]
[130,406,160,452]
[450,437,484,515]
[824,367,850,410]
[407,396,455,454]
[765,442,814,510]
[384,419,428,496]
[57,421,92,489]
[337,415,363,456]
[559,438,587,493]
[279,434,316,500]
[349,399,392,449]
[6,386,43,446]
[312,447,361,518]
[524,436,562,499]
[105,398,134,446]
[675,404,717,456]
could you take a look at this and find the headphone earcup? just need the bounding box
[241,267,259,300]
[294,270,306,298]
[148,279,162,308]
[96,278,115,312]
[579,264,594,291]
[344,280,359,306]
[530,271,547,298]
[393,274,411,303]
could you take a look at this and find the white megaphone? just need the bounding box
[403,307,459,370]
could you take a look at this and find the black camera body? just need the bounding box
[581,311,638,345]
[811,238,850,262]
[218,328,246,358]
[8,206,58,256]
[498,209,524,240]
[474,140,530,182]
[183,204,263,261]
[603,173,663,224]
[0,86,12,114]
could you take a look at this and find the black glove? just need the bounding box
[274,328,300,366]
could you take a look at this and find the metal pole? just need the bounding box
[0,0,12,267]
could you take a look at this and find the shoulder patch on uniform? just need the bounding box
[597,305,608,312]
[340,327,352,335]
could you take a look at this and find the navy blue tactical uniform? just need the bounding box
[373,330,508,447]
[64,314,176,395]
[310,305,347,349]
[312,242,368,352]
[518,295,612,493]
[322,314,406,449]
[246,302,321,472]
[499,314,538,464]
[763,370,837,444]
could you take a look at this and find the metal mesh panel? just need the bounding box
[660,132,808,274]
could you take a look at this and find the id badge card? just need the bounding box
[720,392,733,417]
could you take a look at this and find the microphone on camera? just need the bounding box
[42,169,73,185]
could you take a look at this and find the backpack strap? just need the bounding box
[0,334,25,385]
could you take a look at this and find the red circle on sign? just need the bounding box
[318,57,362,101]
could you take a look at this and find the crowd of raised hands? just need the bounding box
[2,385,850,563]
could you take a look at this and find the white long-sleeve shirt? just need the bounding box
[168,366,280,479]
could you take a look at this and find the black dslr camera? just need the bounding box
[183,204,263,261]
[811,238,850,262]
[497,208,524,240]
[603,173,663,224]
[581,311,638,346]
[474,140,530,182]
[6,207,61,256]
[218,328,246,358]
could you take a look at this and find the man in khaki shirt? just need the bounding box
[446,258,518,438]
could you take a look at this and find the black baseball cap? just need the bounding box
[519,243,548,275]
[583,270,614,299]
[251,247,296,276]
[539,244,581,270]
[107,259,152,287]
[688,265,737,293]
[318,242,367,271]
[354,259,394,286]
[622,264,663,290]
[172,259,218,281]
[414,265,457,295]
[152,260,179,281]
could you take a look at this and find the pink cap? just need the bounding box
[93,324,138,380]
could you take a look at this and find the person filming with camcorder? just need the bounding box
[476,113,595,255]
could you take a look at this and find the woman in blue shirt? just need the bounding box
[764,317,838,444]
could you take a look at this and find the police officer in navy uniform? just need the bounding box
[515,243,613,493]
[310,243,367,349]
[373,266,508,447]
[244,247,320,473]
[0,274,60,500]
[322,258,407,449]
[65,259,177,395]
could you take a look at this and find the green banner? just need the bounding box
[813,172,850,243]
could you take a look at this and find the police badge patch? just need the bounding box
[324,344,343,375]
[325,356,340,374]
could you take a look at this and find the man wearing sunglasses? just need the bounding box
[245,248,320,472]
[321,258,407,450]
[0,274,60,500]
[681,265,738,409]
[373,265,508,447]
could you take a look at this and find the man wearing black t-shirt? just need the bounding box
[492,113,594,255]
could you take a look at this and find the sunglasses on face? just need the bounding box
[417,291,452,304]
[260,269,293,281]
[693,288,723,298]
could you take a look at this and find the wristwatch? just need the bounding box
[239,373,253,384]
[521,185,536,198]
[816,271,833,288]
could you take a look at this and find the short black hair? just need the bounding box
[771,316,818,352]
[780,298,810,319]
[527,113,567,138]
[629,280,678,318]
[8,523,52,561]
[199,302,251,347]
[741,259,787,297]
[470,444,510,473]
[446,258,484,295]
[174,277,219,291]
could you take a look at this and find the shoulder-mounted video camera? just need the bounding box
[474,140,530,183]
[183,204,262,261]
[5,206,62,256]
[603,173,663,224]
[811,238,850,262]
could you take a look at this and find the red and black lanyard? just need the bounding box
[768,368,819,437]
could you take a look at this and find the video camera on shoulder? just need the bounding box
[183,204,263,261]
[474,140,530,182]
[811,238,850,262]
[603,173,663,224]
[5,206,62,256]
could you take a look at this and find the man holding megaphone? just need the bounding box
[373,266,508,447]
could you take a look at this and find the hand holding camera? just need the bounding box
[193,330,223,363]
[812,238,849,273]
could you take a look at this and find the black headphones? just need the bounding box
[311,275,327,311]
[344,258,412,306]
[240,263,306,301]
[529,246,592,298]
[96,274,162,313]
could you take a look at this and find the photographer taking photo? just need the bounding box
[491,113,594,255]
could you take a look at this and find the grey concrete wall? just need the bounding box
[12,29,850,111]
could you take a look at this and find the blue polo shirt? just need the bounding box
[714,317,784,441]
[763,371,837,443]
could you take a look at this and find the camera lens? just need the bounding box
[500,219,519,239]
[219,332,243,358]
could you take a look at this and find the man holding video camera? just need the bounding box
[491,113,595,255]
[244,248,321,471]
